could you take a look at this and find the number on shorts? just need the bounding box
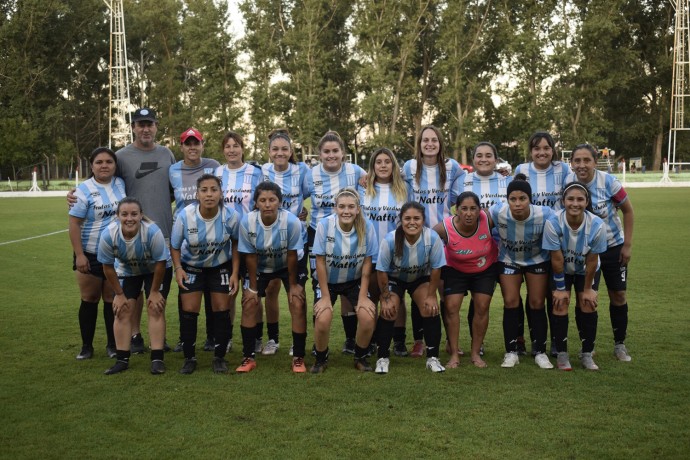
[220,273,230,286]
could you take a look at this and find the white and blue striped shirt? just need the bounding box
[238,209,304,273]
[565,170,628,248]
[514,161,571,210]
[308,163,366,230]
[262,162,311,243]
[170,204,240,268]
[169,158,220,221]
[98,220,170,276]
[215,163,262,218]
[489,203,553,266]
[377,227,446,283]
[543,210,608,275]
[359,183,408,262]
[312,215,378,285]
[463,171,512,209]
[69,177,126,254]
[402,158,465,227]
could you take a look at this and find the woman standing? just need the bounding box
[238,182,308,373]
[376,202,446,374]
[568,144,634,362]
[434,192,499,368]
[98,198,172,375]
[543,182,607,370]
[171,174,240,374]
[311,188,377,373]
[488,175,554,369]
[69,147,126,360]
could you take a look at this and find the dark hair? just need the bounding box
[394,202,426,258]
[414,125,447,189]
[88,147,117,179]
[221,131,245,162]
[116,196,152,223]
[562,181,594,213]
[527,131,558,164]
[195,174,223,209]
[317,131,346,154]
[253,181,283,207]
[507,173,532,203]
[571,143,599,161]
[455,191,481,208]
[472,141,497,160]
[268,128,297,164]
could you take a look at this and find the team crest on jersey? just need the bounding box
[347,174,355,186]
[204,168,213,174]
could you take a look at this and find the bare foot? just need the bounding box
[471,355,487,368]
[446,356,460,368]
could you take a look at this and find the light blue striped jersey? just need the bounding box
[98,220,170,276]
[308,163,366,230]
[170,204,240,268]
[261,162,311,243]
[169,158,220,221]
[312,215,378,285]
[238,209,304,273]
[69,177,127,254]
[565,169,628,248]
[543,210,607,275]
[463,171,512,209]
[402,158,466,227]
[489,203,553,266]
[215,163,262,218]
[359,182,408,262]
[514,161,571,209]
[377,227,446,283]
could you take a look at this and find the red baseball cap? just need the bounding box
[180,127,203,143]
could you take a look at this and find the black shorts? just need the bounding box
[180,262,233,294]
[121,267,173,300]
[313,279,361,307]
[72,251,105,279]
[252,257,310,297]
[443,263,499,296]
[387,276,430,299]
[598,244,627,291]
[500,261,550,276]
[563,271,601,293]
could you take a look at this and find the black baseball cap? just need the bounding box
[130,107,158,123]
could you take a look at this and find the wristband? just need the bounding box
[553,273,566,291]
[173,266,183,273]
[246,287,258,294]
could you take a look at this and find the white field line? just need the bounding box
[0,229,68,246]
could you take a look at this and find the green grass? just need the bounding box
[1,191,689,458]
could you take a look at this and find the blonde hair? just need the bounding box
[335,187,366,248]
[365,148,407,202]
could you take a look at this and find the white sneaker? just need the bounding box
[614,343,632,362]
[580,352,600,370]
[556,352,572,371]
[535,352,554,369]
[501,352,519,368]
[254,338,263,354]
[226,339,232,353]
[262,339,279,355]
[426,357,445,373]
[289,344,294,357]
[375,357,390,374]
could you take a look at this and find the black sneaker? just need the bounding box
[393,341,409,357]
[76,346,94,360]
[105,345,117,359]
[212,357,229,374]
[204,338,215,352]
[150,360,166,375]
[104,360,129,375]
[179,358,197,375]
[342,338,356,355]
[173,340,184,353]
[131,334,146,354]
[310,360,328,374]
[354,357,373,372]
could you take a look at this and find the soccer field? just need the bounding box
[0,189,689,458]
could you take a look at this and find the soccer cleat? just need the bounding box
[203,338,214,352]
[226,339,233,353]
[410,340,425,358]
[254,339,263,354]
[516,336,527,356]
[342,338,356,355]
[106,345,117,359]
[426,357,446,373]
[236,357,257,373]
[104,360,129,375]
[179,358,197,375]
[213,357,229,374]
[354,357,373,372]
[534,352,554,369]
[292,357,307,373]
[289,344,294,357]
[580,352,600,370]
[131,333,146,354]
[310,360,328,374]
[375,357,390,374]
[76,346,94,360]
[173,340,184,353]
[614,343,632,362]
[393,341,408,357]
[262,339,280,355]
[556,352,573,371]
[311,344,317,357]
[150,359,166,375]
[501,352,520,368]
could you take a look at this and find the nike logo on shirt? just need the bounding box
[135,162,161,179]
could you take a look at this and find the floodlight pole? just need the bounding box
[667,0,690,173]
[104,0,133,149]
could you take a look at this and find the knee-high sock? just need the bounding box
[213,310,230,358]
[103,301,115,347]
[503,307,520,353]
[180,311,199,359]
[579,310,598,353]
[422,315,441,358]
[530,308,548,354]
[610,303,628,344]
[376,317,395,359]
[78,300,99,347]
[241,325,257,358]
[551,314,569,353]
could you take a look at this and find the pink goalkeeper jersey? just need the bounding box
[442,210,498,274]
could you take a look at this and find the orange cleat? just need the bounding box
[292,357,307,373]
[236,357,257,373]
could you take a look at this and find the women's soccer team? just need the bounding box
[69,125,634,376]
